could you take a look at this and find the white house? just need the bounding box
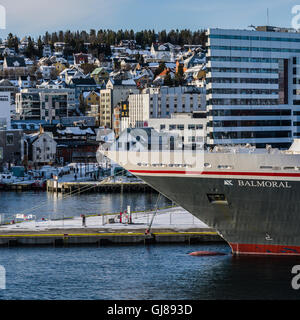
[27,132,57,164]
[43,45,52,57]
[0,92,10,129]
[39,65,56,79]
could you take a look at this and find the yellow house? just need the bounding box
[83,91,100,106]
[53,62,67,74]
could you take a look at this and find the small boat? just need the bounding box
[0,173,18,184]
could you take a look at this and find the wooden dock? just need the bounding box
[0,182,44,192]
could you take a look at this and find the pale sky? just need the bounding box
[0,0,298,39]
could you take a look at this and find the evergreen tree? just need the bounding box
[37,37,43,58]
[174,63,185,86]
[24,37,36,58]
[104,43,111,56]
[7,33,14,48]
[163,73,174,86]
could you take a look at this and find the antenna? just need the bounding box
[267,8,269,26]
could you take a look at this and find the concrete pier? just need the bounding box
[0,207,224,247]
[0,227,223,247]
[47,180,155,193]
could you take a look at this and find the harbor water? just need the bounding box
[0,191,172,222]
[0,244,300,300]
[0,191,300,300]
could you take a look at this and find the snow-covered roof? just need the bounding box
[121,79,136,86]
[82,91,100,99]
[57,127,95,136]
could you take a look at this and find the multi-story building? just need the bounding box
[0,92,11,130]
[0,129,24,167]
[148,112,207,146]
[127,86,205,128]
[99,79,138,128]
[206,26,300,148]
[16,89,69,122]
[37,82,76,114]
[0,80,18,107]
[113,101,130,137]
[148,112,207,148]
[86,105,101,126]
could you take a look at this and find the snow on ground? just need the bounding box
[0,207,208,231]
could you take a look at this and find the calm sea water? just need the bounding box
[0,244,299,300]
[0,191,172,222]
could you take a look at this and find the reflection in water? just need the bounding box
[0,191,172,221]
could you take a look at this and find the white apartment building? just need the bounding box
[206,26,300,148]
[148,112,207,147]
[128,86,206,128]
[16,89,70,121]
[37,82,76,112]
[0,92,11,129]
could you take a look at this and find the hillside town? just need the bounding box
[0,25,299,173]
[0,29,207,172]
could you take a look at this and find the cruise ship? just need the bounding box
[98,128,300,256]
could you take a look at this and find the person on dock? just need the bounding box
[82,214,86,227]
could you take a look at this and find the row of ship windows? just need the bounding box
[136,163,231,169]
[260,166,300,171]
[137,163,193,168]
[137,163,300,171]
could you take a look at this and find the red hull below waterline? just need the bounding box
[230,243,300,256]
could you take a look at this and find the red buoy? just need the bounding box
[189,251,226,256]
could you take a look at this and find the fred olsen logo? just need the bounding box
[224,180,233,186]
[224,180,292,189]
